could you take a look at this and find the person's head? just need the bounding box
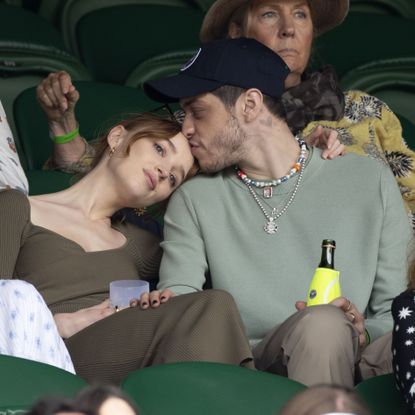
[76,385,139,415]
[200,0,349,87]
[278,385,371,415]
[91,113,196,207]
[26,385,139,415]
[144,38,290,173]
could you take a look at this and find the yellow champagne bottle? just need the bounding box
[307,239,341,306]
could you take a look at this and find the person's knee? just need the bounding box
[293,305,353,348]
[199,289,238,309]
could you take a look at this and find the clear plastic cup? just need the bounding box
[109,280,149,309]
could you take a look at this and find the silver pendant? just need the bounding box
[263,186,273,199]
[264,217,278,234]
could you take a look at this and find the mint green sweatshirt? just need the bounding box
[159,149,412,345]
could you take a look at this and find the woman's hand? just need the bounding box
[54,299,115,339]
[305,125,346,160]
[130,289,175,310]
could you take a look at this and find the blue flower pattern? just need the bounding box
[0,280,75,373]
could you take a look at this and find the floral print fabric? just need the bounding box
[304,90,415,227]
[0,100,28,194]
[0,280,75,373]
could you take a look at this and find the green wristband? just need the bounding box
[51,127,79,144]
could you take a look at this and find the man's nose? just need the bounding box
[182,116,195,139]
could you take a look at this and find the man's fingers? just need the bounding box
[295,300,307,311]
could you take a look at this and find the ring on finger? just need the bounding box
[349,312,356,322]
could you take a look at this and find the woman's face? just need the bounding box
[236,0,313,87]
[108,130,194,207]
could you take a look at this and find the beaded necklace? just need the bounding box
[235,135,307,198]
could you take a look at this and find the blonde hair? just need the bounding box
[279,385,371,415]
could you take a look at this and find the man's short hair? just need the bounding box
[211,85,285,120]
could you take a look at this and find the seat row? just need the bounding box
[0,354,406,415]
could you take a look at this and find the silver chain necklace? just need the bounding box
[245,158,305,234]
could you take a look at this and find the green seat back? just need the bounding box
[355,374,405,415]
[350,0,415,18]
[61,0,204,84]
[311,12,415,78]
[0,355,87,413]
[121,362,306,415]
[0,3,90,157]
[398,113,415,151]
[125,49,197,88]
[340,57,415,129]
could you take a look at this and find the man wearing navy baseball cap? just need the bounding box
[143,38,410,387]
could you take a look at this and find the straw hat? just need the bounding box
[200,0,349,43]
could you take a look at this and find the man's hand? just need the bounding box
[295,296,366,347]
[54,299,115,338]
[36,71,79,135]
[305,125,346,160]
[130,289,175,310]
[37,71,86,167]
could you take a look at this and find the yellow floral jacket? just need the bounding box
[303,90,415,225]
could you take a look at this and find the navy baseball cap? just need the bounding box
[143,38,290,103]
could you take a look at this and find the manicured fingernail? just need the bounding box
[152,300,158,305]
[160,296,166,301]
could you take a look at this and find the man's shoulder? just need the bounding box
[321,149,389,178]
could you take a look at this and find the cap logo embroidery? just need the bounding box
[181,48,202,71]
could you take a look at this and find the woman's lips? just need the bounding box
[143,169,156,190]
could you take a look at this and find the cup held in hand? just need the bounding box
[110,280,149,309]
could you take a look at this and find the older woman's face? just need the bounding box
[242,0,313,87]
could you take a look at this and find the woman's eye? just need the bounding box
[294,10,307,18]
[261,10,277,19]
[154,143,164,155]
[169,174,177,187]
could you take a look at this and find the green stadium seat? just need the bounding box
[350,0,415,19]
[121,362,306,415]
[0,354,87,413]
[13,81,159,194]
[0,3,90,150]
[125,49,197,89]
[340,57,415,128]
[311,12,415,78]
[60,0,204,84]
[355,374,406,415]
[191,0,215,11]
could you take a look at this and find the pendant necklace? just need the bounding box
[235,136,307,199]
[236,137,307,234]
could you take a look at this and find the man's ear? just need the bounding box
[240,89,263,122]
[107,125,126,149]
